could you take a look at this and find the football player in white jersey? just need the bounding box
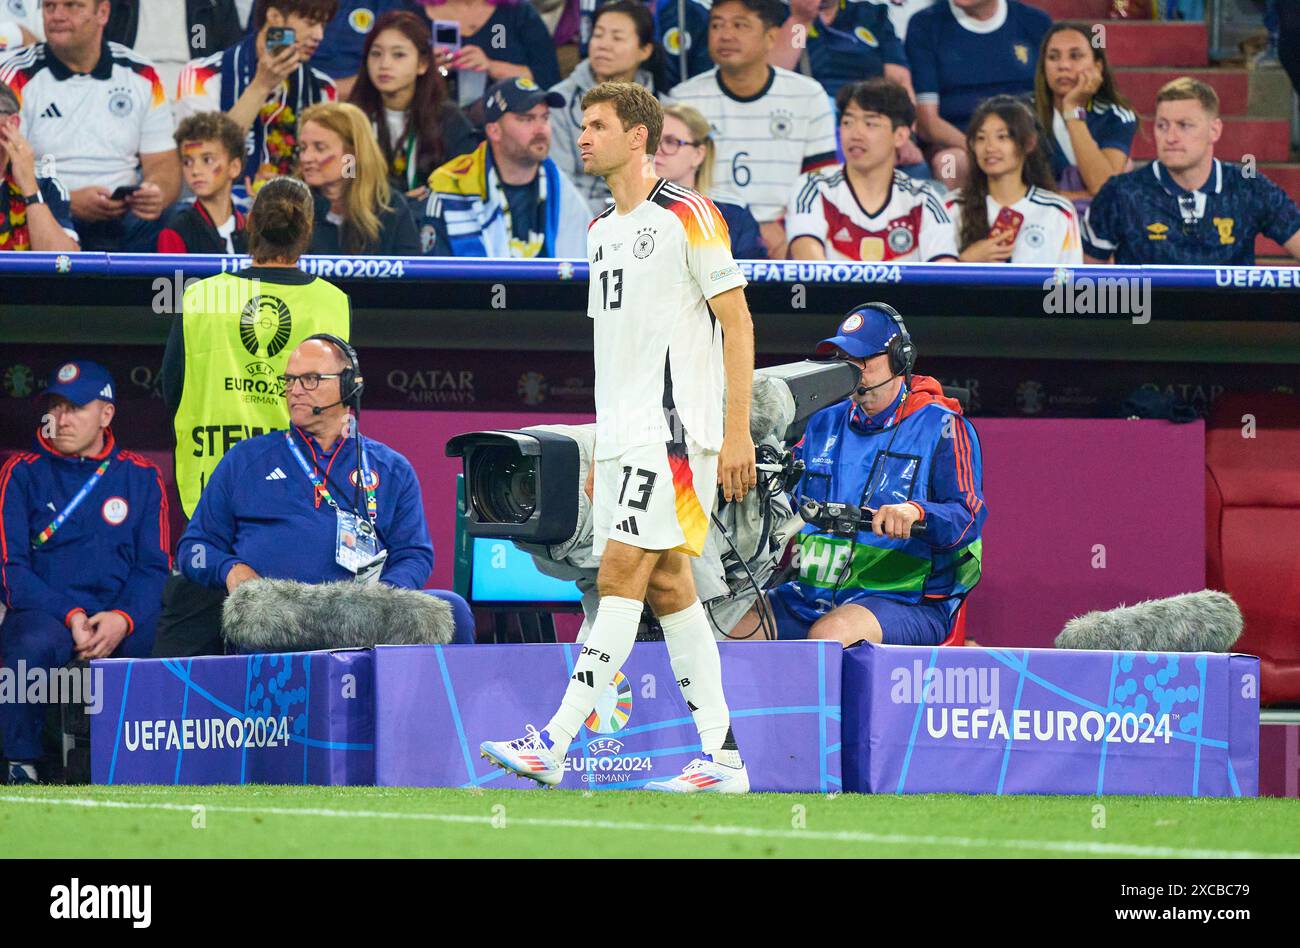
[481,80,759,794]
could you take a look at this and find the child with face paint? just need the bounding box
[157,112,250,255]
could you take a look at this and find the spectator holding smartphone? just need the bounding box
[175,0,339,207]
[906,0,1050,190]
[0,83,78,251]
[348,9,479,203]
[947,95,1081,265]
[1034,21,1136,204]
[298,100,422,254]
[414,0,561,119]
[0,0,180,251]
[157,111,249,254]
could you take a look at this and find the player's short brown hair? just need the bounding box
[581,81,663,156]
[174,111,246,162]
[1155,77,1220,118]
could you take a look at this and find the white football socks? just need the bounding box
[544,594,643,761]
[659,600,738,763]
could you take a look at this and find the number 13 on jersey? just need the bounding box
[598,268,623,310]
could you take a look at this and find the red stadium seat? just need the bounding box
[1206,394,1300,705]
[941,601,967,647]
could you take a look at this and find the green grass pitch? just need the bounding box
[2,785,1298,858]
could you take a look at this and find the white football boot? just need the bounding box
[645,755,750,793]
[480,725,565,786]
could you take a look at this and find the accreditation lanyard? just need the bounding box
[32,458,111,548]
[283,430,377,523]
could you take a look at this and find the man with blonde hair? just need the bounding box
[481,80,760,793]
[1083,77,1300,265]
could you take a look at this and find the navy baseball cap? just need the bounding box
[814,305,902,361]
[484,77,564,123]
[44,360,116,406]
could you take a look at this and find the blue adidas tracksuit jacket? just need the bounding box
[0,428,170,632]
[178,426,434,590]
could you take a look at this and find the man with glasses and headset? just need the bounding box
[1082,77,1300,265]
[155,175,351,658]
[176,336,442,615]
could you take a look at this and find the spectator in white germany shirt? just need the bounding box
[946,95,1081,265]
[0,0,180,251]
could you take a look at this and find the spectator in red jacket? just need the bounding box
[158,112,249,254]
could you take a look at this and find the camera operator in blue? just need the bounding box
[0,360,169,783]
[752,304,987,646]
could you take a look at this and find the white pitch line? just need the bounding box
[2,794,1295,860]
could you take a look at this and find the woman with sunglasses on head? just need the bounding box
[156,175,354,659]
[1034,21,1137,205]
[947,95,1082,265]
[549,0,658,214]
[654,104,767,259]
[348,9,481,204]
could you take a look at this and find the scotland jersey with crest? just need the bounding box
[787,166,957,261]
[587,179,747,460]
[1081,158,1300,266]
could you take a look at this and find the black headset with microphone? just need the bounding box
[305,332,365,414]
[302,334,379,541]
[847,301,916,396]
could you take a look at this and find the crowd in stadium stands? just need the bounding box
[1,0,1299,264]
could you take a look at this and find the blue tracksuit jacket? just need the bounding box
[0,428,170,633]
[178,425,433,590]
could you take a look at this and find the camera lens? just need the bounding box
[471,445,537,524]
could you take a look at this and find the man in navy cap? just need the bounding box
[736,304,988,646]
[0,360,169,783]
[420,77,590,258]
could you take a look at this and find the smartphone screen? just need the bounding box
[992,206,1024,242]
[433,20,460,52]
[266,27,296,51]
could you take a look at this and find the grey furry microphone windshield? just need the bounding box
[222,578,455,652]
[1054,589,1244,654]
